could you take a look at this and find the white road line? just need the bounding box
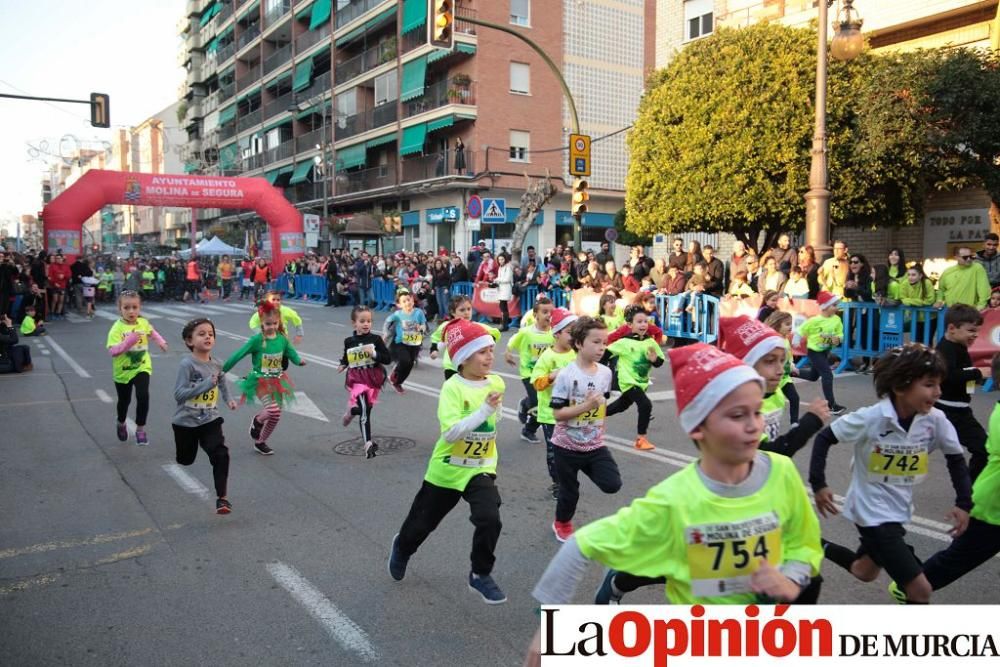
[266,562,378,663]
[91,310,119,321]
[285,391,329,422]
[161,463,212,500]
[95,389,113,403]
[40,349,51,355]
[646,390,676,401]
[64,312,86,323]
[43,335,92,378]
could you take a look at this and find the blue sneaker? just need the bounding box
[594,569,624,605]
[388,534,408,581]
[468,572,507,604]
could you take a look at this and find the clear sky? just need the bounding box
[0,0,183,232]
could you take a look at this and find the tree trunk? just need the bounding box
[510,172,558,266]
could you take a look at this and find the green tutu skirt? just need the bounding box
[238,371,296,407]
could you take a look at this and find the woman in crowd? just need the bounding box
[797,245,821,299]
[684,239,704,274]
[886,247,907,288]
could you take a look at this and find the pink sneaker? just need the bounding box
[552,520,574,543]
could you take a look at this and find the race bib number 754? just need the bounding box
[685,512,782,597]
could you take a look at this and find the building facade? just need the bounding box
[177,0,654,258]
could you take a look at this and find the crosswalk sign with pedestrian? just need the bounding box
[482,198,506,222]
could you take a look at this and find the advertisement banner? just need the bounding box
[280,232,305,254]
[473,284,522,319]
[47,229,81,256]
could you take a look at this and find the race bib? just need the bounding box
[447,430,497,468]
[131,332,148,352]
[186,387,218,410]
[570,402,606,429]
[347,344,376,369]
[261,352,283,374]
[402,331,423,346]
[530,342,550,360]
[867,442,928,486]
[763,409,782,443]
[686,513,783,597]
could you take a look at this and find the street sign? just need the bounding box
[466,194,482,220]
[569,133,591,177]
[482,197,506,222]
[604,228,618,243]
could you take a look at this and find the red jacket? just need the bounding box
[608,322,664,345]
[47,263,71,289]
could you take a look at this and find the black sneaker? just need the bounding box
[830,404,847,416]
[364,441,379,459]
[468,572,507,604]
[388,533,409,581]
[249,417,263,441]
[216,498,232,515]
[253,441,274,456]
[517,398,528,425]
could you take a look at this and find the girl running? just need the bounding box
[172,318,238,514]
[106,290,168,446]
[764,310,802,424]
[596,293,624,331]
[223,300,305,455]
[383,289,427,393]
[429,295,499,381]
[338,305,392,459]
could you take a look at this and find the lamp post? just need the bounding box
[804,0,863,261]
[290,94,334,255]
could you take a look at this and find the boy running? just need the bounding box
[505,297,554,443]
[383,289,427,393]
[605,306,663,451]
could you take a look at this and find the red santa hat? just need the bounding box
[550,307,578,334]
[719,315,786,368]
[668,343,764,433]
[446,319,496,368]
[817,290,840,310]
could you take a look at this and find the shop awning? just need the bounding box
[426,115,454,132]
[400,55,428,102]
[399,123,427,156]
[292,56,314,92]
[289,161,315,185]
[309,0,331,31]
[336,143,366,170]
[365,132,396,149]
[199,1,222,27]
[402,211,420,228]
[401,0,426,36]
[218,105,237,124]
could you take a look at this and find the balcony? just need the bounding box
[203,90,221,114]
[263,139,295,165]
[217,1,234,22]
[238,24,261,49]
[220,123,238,140]
[335,44,392,85]
[295,128,325,154]
[297,70,332,99]
[336,103,397,141]
[263,43,292,75]
[336,0,387,28]
[403,78,476,118]
[237,108,262,131]
[242,152,264,171]
[401,27,425,55]
[455,5,477,35]
[335,163,396,195]
[219,82,236,100]
[289,181,327,204]
[236,63,262,89]
[263,0,292,28]
[262,91,294,119]
[217,41,237,63]
[296,24,330,52]
[402,149,476,183]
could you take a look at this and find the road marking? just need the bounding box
[40,349,51,355]
[162,463,213,500]
[266,562,378,663]
[93,543,154,565]
[0,527,156,559]
[96,389,113,403]
[0,398,101,408]
[43,335,91,378]
[646,390,676,401]
[64,312,86,323]
[286,391,329,422]
[0,574,60,595]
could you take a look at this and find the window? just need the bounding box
[509,130,529,162]
[335,90,357,118]
[684,0,713,41]
[509,62,530,95]
[375,70,398,106]
[510,0,530,27]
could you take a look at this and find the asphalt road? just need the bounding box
[2,297,998,666]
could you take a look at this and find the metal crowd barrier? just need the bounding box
[833,302,945,373]
[656,293,721,344]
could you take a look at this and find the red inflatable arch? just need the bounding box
[41,169,304,268]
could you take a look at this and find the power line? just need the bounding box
[485,124,633,155]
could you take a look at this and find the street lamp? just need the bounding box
[289,94,334,255]
[804,0,863,261]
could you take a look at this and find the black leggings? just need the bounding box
[391,342,420,386]
[554,446,622,522]
[499,300,509,329]
[172,418,229,497]
[351,393,374,443]
[782,382,800,423]
[606,386,652,435]
[115,372,150,426]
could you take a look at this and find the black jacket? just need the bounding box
[339,332,392,368]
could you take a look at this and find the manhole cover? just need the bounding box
[332,436,417,456]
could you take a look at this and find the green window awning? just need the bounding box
[238,0,260,21]
[199,1,222,27]
[400,55,428,102]
[263,118,292,133]
[218,143,239,170]
[457,43,476,55]
[335,7,397,46]
[205,37,220,53]
[265,168,281,184]
[265,69,293,89]
[401,0,427,36]
[267,164,295,185]
[426,115,454,132]
[237,85,260,100]
[365,132,396,149]
[335,26,365,47]
[399,123,427,156]
[336,143,367,170]
[295,100,329,119]
[428,42,477,63]
[295,1,312,20]
[218,105,237,124]
[289,161,315,184]
[184,161,199,174]
[309,0,331,31]
[292,56,315,92]
[218,25,234,41]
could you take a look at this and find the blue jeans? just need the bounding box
[800,349,836,408]
[359,286,374,306]
[435,287,449,318]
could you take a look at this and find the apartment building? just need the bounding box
[652,0,1000,261]
[177,0,654,257]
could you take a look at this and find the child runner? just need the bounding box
[172,318,238,514]
[797,290,846,415]
[764,310,801,425]
[338,305,392,459]
[81,274,99,318]
[387,319,508,604]
[810,342,972,604]
[383,288,427,393]
[524,343,822,656]
[223,300,305,455]
[934,304,989,481]
[887,351,1000,602]
[505,297,554,443]
[597,293,624,331]
[19,304,46,337]
[550,317,622,543]
[248,289,304,346]
[529,308,578,500]
[106,290,169,445]
[429,294,499,381]
[605,306,663,451]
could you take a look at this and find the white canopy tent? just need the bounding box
[177,237,243,258]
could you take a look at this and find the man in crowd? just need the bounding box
[976,232,1000,288]
[763,233,796,270]
[667,237,687,272]
[521,245,538,269]
[726,241,751,292]
[594,241,613,268]
[353,252,374,307]
[702,244,725,297]
[936,245,991,309]
[818,239,849,296]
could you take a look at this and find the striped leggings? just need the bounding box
[254,395,282,444]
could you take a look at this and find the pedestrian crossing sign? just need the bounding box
[482,198,506,222]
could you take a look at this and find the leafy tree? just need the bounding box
[625,23,929,254]
[613,207,653,247]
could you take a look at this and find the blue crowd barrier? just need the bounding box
[293,274,327,302]
[372,278,394,310]
[655,293,720,344]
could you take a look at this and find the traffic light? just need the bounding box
[571,177,589,216]
[429,0,454,50]
[90,92,110,128]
